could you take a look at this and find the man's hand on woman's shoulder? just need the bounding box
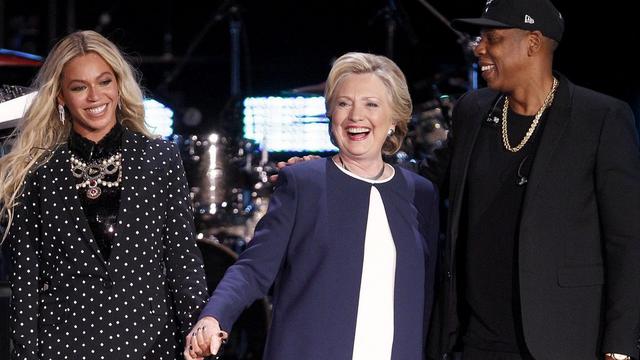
[269,155,322,183]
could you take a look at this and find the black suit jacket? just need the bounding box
[8,129,209,359]
[425,74,640,359]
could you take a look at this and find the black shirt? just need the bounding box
[462,100,548,355]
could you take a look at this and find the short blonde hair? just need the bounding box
[324,52,412,155]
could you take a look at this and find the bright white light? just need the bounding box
[0,91,37,130]
[242,96,337,152]
[144,98,174,137]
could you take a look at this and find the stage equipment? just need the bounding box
[176,133,274,253]
[242,96,336,153]
[415,0,480,89]
[394,95,451,165]
[143,98,174,137]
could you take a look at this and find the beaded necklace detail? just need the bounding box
[71,152,122,199]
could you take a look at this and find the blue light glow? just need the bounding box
[0,48,44,61]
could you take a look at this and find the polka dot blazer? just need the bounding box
[8,129,209,359]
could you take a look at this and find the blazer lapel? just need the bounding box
[107,129,149,265]
[448,95,487,258]
[49,144,109,271]
[521,75,574,216]
[325,160,370,272]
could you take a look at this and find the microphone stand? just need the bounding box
[415,0,479,90]
[229,17,241,98]
[369,0,419,60]
[161,0,236,89]
[158,0,249,138]
[220,1,248,139]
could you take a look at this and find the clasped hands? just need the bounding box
[183,316,228,360]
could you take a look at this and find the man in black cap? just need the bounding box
[424,0,640,359]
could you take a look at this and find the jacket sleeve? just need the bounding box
[199,166,298,331]
[421,178,440,342]
[595,101,640,358]
[8,174,41,360]
[162,142,209,338]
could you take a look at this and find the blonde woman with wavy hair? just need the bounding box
[2,30,208,359]
[0,30,149,231]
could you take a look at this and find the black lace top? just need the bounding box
[68,123,123,261]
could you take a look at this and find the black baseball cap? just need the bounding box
[452,0,564,42]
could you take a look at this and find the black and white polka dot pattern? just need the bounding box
[8,129,209,359]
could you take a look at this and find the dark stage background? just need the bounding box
[2,0,638,137]
[0,0,638,357]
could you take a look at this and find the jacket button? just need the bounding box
[102,278,114,289]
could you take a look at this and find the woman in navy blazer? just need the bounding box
[185,52,439,360]
[0,30,208,359]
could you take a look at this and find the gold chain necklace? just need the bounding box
[501,77,558,153]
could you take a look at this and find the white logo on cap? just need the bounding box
[484,0,493,13]
[524,15,535,24]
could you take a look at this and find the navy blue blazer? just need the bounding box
[201,158,439,360]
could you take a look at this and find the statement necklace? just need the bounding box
[71,152,122,199]
[338,155,386,181]
[502,77,558,153]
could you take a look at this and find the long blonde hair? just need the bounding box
[0,30,152,241]
[324,52,412,155]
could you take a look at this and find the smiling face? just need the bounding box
[474,28,532,93]
[329,73,394,162]
[58,52,119,142]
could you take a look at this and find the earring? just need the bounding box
[57,104,65,125]
[117,100,122,111]
[387,128,395,136]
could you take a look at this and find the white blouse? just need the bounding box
[335,162,397,360]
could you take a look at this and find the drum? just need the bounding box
[175,134,257,227]
[175,134,275,253]
[197,239,271,360]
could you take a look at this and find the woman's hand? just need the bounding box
[183,316,228,360]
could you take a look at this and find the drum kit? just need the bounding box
[174,133,275,251]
